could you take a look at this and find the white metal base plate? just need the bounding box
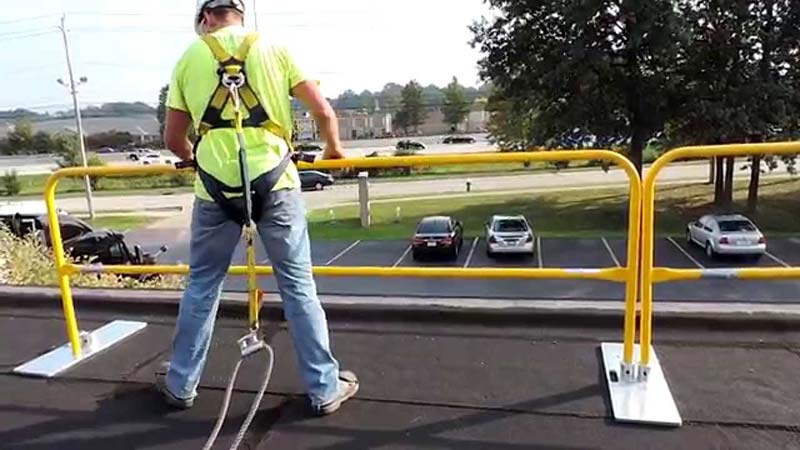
[601,342,682,427]
[13,320,147,378]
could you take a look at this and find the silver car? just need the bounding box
[486,215,535,257]
[686,214,766,258]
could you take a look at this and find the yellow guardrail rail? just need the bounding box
[45,150,642,370]
[640,142,800,370]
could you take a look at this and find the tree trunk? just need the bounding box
[747,155,761,213]
[723,156,735,210]
[714,156,724,205]
[707,158,716,185]
[630,129,645,175]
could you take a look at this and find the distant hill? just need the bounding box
[0,102,156,122]
[0,114,159,139]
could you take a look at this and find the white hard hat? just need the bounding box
[195,0,246,35]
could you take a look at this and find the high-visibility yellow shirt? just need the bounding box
[167,25,302,201]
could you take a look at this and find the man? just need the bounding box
[157,0,357,416]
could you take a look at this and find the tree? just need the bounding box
[86,130,136,150]
[669,0,800,209]
[54,133,105,190]
[399,80,428,134]
[54,133,82,168]
[394,110,410,135]
[156,84,169,137]
[31,132,54,154]
[485,91,537,151]
[6,120,34,155]
[442,77,471,132]
[471,0,686,173]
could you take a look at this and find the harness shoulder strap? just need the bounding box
[201,34,233,63]
[234,33,260,62]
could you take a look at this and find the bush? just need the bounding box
[87,154,106,190]
[2,170,21,196]
[0,225,184,289]
[170,171,195,187]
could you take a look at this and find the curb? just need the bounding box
[3,285,800,329]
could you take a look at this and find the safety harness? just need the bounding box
[192,32,279,450]
[194,32,293,226]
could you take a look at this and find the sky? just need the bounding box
[0,0,494,113]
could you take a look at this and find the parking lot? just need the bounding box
[128,229,800,303]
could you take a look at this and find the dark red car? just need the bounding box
[411,216,464,261]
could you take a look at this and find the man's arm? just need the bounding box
[291,81,344,160]
[164,108,194,161]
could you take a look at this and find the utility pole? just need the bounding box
[57,14,95,220]
[253,0,259,31]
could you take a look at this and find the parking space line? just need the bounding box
[393,245,412,268]
[536,236,543,268]
[601,237,621,267]
[765,251,791,268]
[464,237,479,268]
[666,236,704,269]
[325,240,361,266]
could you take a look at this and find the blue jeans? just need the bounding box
[165,189,340,406]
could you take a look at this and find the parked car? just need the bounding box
[686,214,766,259]
[3,209,167,269]
[299,171,334,191]
[411,216,464,260]
[1,201,64,237]
[96,147,117,154]
[295,143,323,154]
[396,140,426,151]
[485,215,535,257]
[140,153,178,166]
[128,149,160,162]
[62,229,166,267]
[443,136,476,144]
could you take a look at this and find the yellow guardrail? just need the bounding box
[45,150,643,369]
[640,142,800,369]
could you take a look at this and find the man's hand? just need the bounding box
[322,146,345,160]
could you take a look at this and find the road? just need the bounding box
[49,159,787,222]
[0,134,492,175]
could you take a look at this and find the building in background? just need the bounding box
[291,102,487,142]
[338,111,393,140]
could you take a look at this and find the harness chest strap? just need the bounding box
[194,32,296,225]
[197,32,292,145]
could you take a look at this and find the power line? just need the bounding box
[0,26,57,38]
[0,30,58,42]
[0,14,58,26]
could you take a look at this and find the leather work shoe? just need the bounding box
[154,364,194,410]
[313,370,359,417]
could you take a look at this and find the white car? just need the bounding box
[686,214,766,259]
[139,153,177,166]
[485,215,535,257]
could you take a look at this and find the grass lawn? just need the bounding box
[7,160,596,199]
[307,178,800,240]
[82,215,159,231]
[10,172,195,198]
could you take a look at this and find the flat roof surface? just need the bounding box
[2,298,800,449]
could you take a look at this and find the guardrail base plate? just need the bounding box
[13,320,147,378]
[601,342,682,427]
